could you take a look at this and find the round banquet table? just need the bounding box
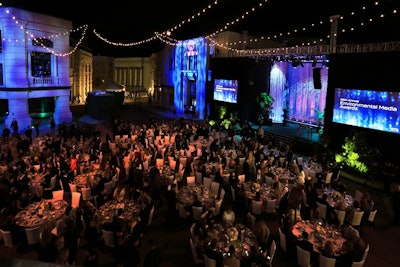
[292,220,346,257]
[97,199,141,225]
[244,181,275,202]
[15,199,68,229]
[177,184,215,209]
[204,222,259,260]
[319,188,354,211]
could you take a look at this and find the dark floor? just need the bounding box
[0,101,399,267]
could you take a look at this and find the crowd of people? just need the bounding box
[0,111,398,267]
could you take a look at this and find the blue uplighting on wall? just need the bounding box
[173,37,207,119]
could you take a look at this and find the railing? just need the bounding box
[213,41,400,58]
[30,77,61,86]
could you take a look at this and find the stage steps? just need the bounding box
[261,131,294,148]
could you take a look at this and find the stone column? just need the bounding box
[53,94,73,125]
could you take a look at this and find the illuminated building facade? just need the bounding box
[0,7,72,131]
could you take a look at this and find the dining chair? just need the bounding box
[278,227,286,252]
[0,229,14,248]
[296,245,311,267]
[186,176,195,186]
[102,229,115,248]
[203,177,212,188]
[297,157,303,166]
[266,240,276,267]
[266,199,277,214]
[147,205,155,226]
[177,202,190,220]
[238,174,245,184]
[351,210,365,229]
[52,189,64,200]
[319,254,336,267]
[51,219,65,237]
[71,191,81,208]
[190,237,204,264]
[156,158,164,168]
[335,209,347,227]
[251,200,263,216]
[219,188,226,201]
[354,190,364,203]
[203,253,217,267]
[81,187,92,201]
[179,157,187,168]
[210,181,220,197]
[265,176,273,186]
[195,171,203,184]
[317,202,328,221]
[351,245,369,267]
[212,199,223,217]
[192,206,204,221]
[367,209,378,228]
[25,226,41,247]
[323,172,333,186]
[104,180,114,196]
[69,183,77,193]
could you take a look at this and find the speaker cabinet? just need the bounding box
[313,68,322,89]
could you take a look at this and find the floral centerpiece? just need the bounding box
[333,191,343,201]
[228,227,239,241]
[252,183,261,192]
[315,225,326,235]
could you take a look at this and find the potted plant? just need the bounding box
[256,92,274,125]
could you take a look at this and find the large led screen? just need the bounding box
[213,79,238,104]
[333,88,400,134]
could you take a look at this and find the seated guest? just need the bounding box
[326,209,340,227]
[252,217,270,251]
[222,245,240,267]
[321,240,336,258]
[222,205,236,225]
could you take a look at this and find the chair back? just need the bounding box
[25,226,41,245]
[203,253,217,267]
[368,210,377,223]
[102,229,115,247]
[354,190,364,202]
[192,206,204,221]
[319,254,336,267]
[69,183,77,192]
[52,190,64,200]
[219,188,226,201]
[195,172,203,184]
[0,229,13,248]
[265,176,273,186]
[351,210,365,227]
[213,199,223,217]
[296,245,311,267]
[268,240,276,265]
[147,205,155,226]
[266,199,277,214]
[71,191,81,208]
[104,180,114,195]
[251,200,263,215]
[186,176,195,186]
[190,237,204,264]
[81,187,92,201]
[278,227,286,252]
[238,174,245,184]
[50,175,57,190]
[210,181,220,196]
[335,209,347,227]
[177,203,189,219]
[324,172,333,184]
[317,202,327,220]
[203,177,212,188]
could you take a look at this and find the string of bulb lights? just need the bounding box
[0,1,398,57]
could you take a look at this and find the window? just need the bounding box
[31,52,51,77]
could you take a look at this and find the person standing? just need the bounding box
[50,116,56,133]
[143,239,162,267]
[2,125,10,141]
[393,184,400,226]
[11,118,18,134]
[34,120,40,137]
[25,126,33,144]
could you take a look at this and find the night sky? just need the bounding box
[2,0,399,57]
